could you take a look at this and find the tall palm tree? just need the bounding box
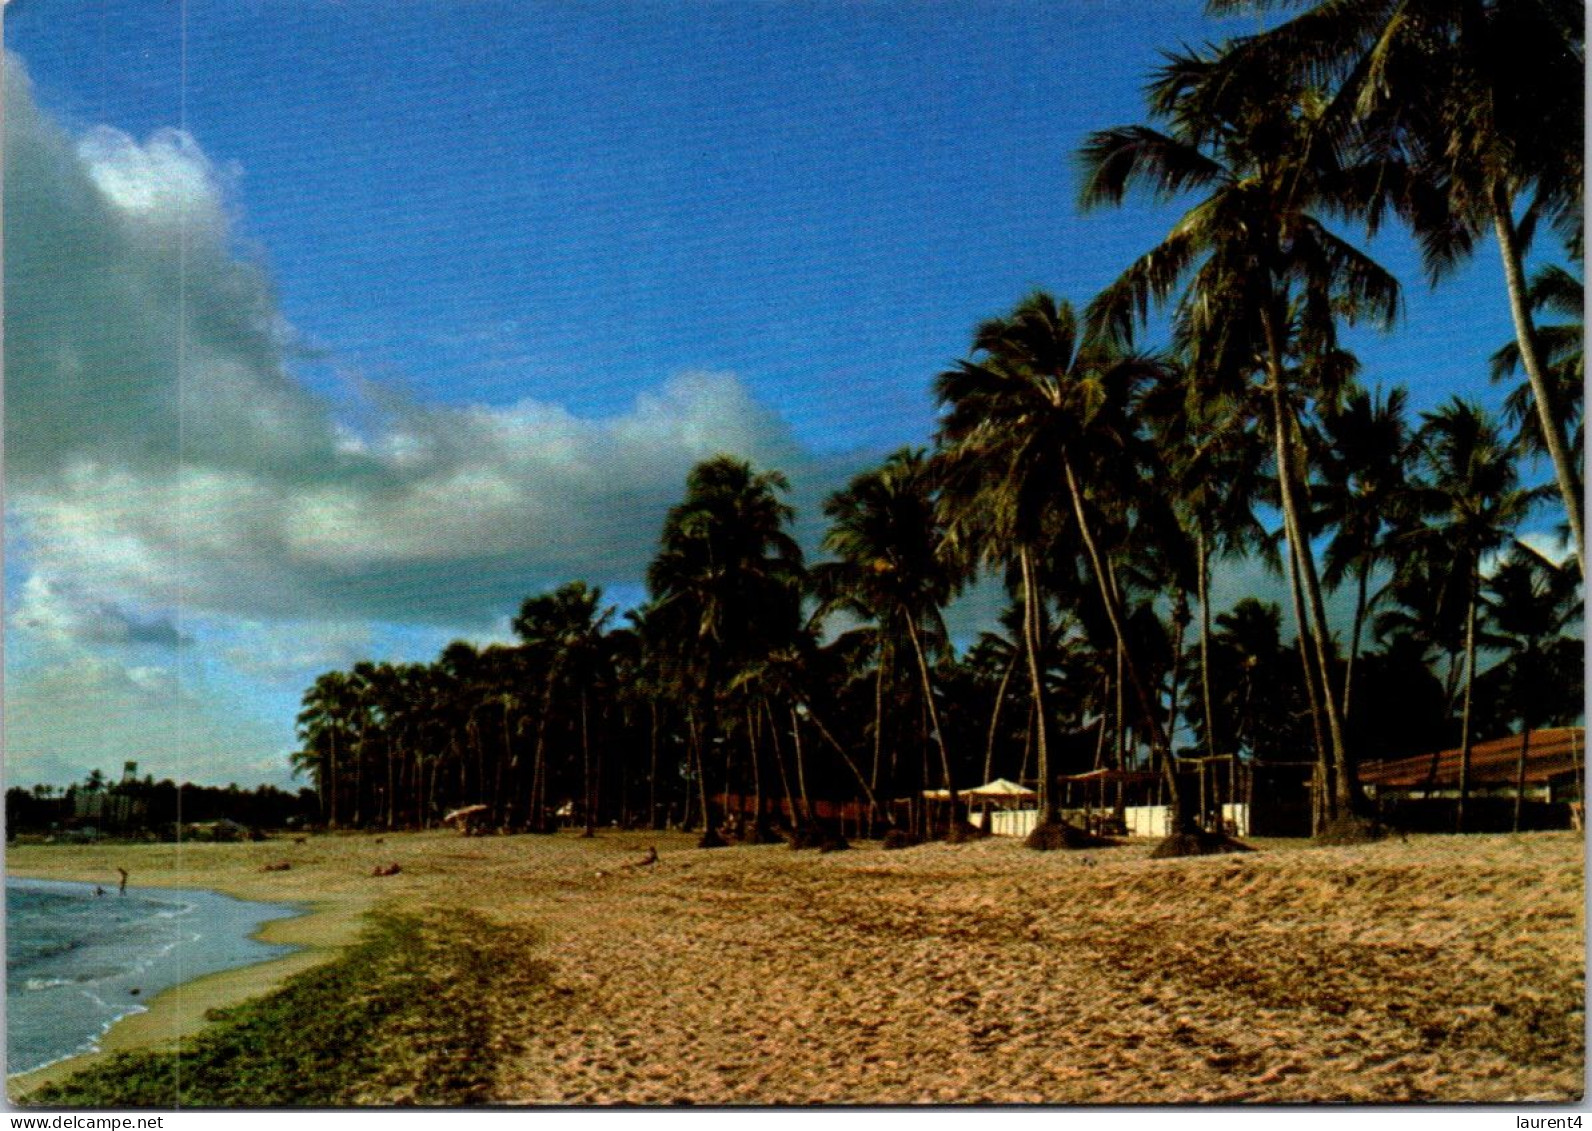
[647,456,805,847]
[1491,261,1584,519]
[1208,0,1585,573]
[815,448,966,836]
[1397,399,1544,830]
[296,669,357,828]
[1482,541,1583,830]
[1316,386,1414,722]
[514,581,615,832]
[1079,52,1400,828]
[935,292,1174,834]
[1140,366,1268,761]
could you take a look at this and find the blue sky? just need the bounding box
[2,1,1563,789]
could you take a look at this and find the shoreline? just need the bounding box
[5,855,380,1101]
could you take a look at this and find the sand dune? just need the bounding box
[8,829,1583,1103]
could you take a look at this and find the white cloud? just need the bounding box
[5,52,821,629]
[10,572,188,649]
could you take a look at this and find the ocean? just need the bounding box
[6,877,303,1076]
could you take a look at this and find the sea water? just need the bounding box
[6,877,303,1076]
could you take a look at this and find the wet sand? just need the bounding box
[8,828,1584,1103]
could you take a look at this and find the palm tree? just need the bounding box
[815,448,967,837]
[934,292,1173,836]
[513,581,615,833]
[1140,366,1268,762]
[1397,399,1544,830]
[1491,261,1584,519]
[1079,52,1401,829]
[296,669,357,828]
[1316,386,1414,722]
[1482,541,1583,829]
[1208,0,1585,574]
[647,456,805,847]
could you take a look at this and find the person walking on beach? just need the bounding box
[117,867,128,895]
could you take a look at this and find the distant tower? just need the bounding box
[122,761,138,784]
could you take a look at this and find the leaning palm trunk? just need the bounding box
[764,699,798,831]
[1061,454,1180,812]
[905,617,963,836]
[1018,547,1055,820]
[1343,562,1371,724]
[1287,532,1333,828]
[1264,330,1359,825]
[788,705,814,828]
[1494,190,1584,578]
[1197,529,1218,762]
[984,647,1019,784]
[798,698,885,823]
[688,706,724,847]
[1456,574,1479,833]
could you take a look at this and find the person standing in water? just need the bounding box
[117,868,128,895]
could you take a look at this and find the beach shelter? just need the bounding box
[963,778,1039,834]
[965,778,1037,803]
[442,804,489,835]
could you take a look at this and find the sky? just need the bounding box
[2,0,1563,790]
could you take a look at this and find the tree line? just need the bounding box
[294,0,1582,845]
[7,774,318,838]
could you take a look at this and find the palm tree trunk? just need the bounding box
[1062,454,1166,751]
[1113,641,1126,769]
[327,730,339,830]
[905,617,962,834]
[1018,547,1055,820]
[500,699,517,828]
[1266,346,1356,820]
[984,647,1018,784]
[1283,513,1331,828]
[386,739,397,831]
[1197,528,1218,762]
[1061,454,1179,810]
[789,705,814,827]
[648,700,662,831]
[1493,189,1584,577]
[746,703,766,837]
[871,641,889,822]
[530,664,561,833]
[1343,561,1371,724]
[581,689,596,837]
[1512,720,1533,833]
[798,698,884,820]
[1457,574,1479,833]
[1166,590,1188,761]
[764,699,796,830]
[688,707,718,842]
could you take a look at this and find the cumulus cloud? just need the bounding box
[5,52,825,630]
[11,573,189,649]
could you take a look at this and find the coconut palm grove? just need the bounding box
[287,1,1585,851]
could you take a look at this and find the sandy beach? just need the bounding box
[7,829,1584,1104]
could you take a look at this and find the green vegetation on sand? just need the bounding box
[26,909,545,1107]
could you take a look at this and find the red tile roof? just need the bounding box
[1358,727,1585,790]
